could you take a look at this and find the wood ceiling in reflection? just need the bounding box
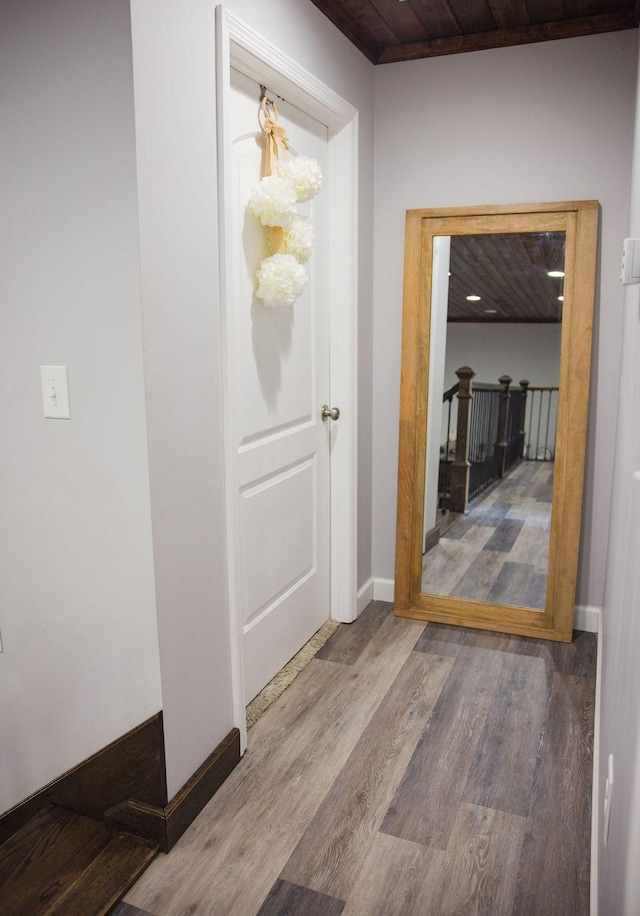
[310,0,637,64]
[447,231,566,322]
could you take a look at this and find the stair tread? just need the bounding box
[0,804,113,915]
[43,831,158,915]
[0,806,158,916]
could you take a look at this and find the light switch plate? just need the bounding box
[40,365,70,419]
[621,238,640,285]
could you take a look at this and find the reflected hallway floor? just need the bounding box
[422,460,553,608]
[120,601,595,916]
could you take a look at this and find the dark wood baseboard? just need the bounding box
[106,728,241,853]
[1,716,240,857]
[0,714,168,846]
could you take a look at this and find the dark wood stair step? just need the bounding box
[0,805,158,916]
[43,830,158,915]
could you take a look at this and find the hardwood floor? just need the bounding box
[423,461,553,608]
[122,601,595,916]
[0,805,158,916]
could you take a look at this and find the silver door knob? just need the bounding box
[321,405,340,421]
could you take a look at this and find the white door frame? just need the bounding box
[215,6,359,749]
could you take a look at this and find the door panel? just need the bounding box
[240,456,315,628]
[230,68,331,702]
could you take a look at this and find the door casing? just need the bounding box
[215,6,359,750]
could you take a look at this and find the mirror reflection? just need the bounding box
[421,231,565,610]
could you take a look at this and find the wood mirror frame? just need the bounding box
[394,201,599,642]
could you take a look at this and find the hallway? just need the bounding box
[120,602,595,915]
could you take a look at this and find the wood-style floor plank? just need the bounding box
[340,833,442,916]
[381,646,504,849]
[486,560,535,606]
[256,878,345,916]
[542,631,597,679]
[413,622,463,657]
[483,518,525,553]
[314,600,389,665]
[461,626,535,654]
[464,503,509,524]
[512,672,594,915]
[433,802,527,915]
[523,570,548,609]
[281,651,453,899]
[449,549,509,602]
[419,622,597,680]
[463,653,548,816]
[422,537,489,596]
[508,520,550,572]
[438,513,476,539]
[125,611,425,916]
[504,498,551,523]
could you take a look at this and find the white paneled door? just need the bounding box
[229,69,332,702]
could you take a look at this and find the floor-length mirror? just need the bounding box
[394,202,598,641]
[422,231,564,610]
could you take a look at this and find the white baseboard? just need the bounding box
[575,605,601,634]
[591,610,604,916]
[372,577,395,603]
[356,578,374,616]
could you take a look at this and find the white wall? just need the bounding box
[0,0,162,813]
[424,238,451,536]
[596,40,640,915]
[130,0,374,797]
[130,0,234,800]
[372,32,637,608]
[444,323,561,391]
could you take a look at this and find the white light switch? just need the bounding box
[621,238,640,285]
[40,365,70,419]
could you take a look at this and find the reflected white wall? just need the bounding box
[424,237,451,544]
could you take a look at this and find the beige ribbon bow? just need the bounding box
[257,96,291,254]
[259,96,290,179]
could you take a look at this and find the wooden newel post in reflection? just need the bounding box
[519,379,529,459]
[450,366,475,513]
[496,374,512,478]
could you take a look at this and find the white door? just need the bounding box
[229,69,332,702]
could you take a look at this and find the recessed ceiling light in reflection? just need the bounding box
[548,270,565,278]
[484,309,498,314]
[466,294,481,301]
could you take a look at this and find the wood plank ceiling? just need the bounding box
[310,0,638,64]
[448,232,566,322]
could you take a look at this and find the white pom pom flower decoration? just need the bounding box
[278,156,323,203]
[256,253,308,307]
[247,175,297,227]
[283,215,315,263]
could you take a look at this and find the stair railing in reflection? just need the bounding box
[439,368,558,513]
[523,386,559,461]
